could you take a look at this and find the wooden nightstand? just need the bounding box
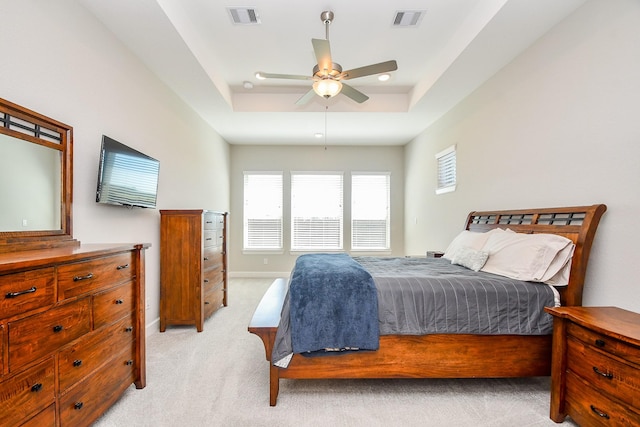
[545,306,640,425]
[426,251,444,258]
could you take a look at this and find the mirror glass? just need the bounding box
[0,133,62,231]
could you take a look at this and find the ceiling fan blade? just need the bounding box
[256,72,312,81]
[295,88,317,105]
[340,60,398,80]
[311,38,333,75]
[340,83,369,103]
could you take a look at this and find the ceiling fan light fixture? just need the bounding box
[378,73,391,82]
[313,79,342,99]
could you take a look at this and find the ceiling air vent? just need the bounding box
[392,10,425,27]
[227,7,260,25]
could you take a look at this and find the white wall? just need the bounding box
[405,0,640,312]
[0,0,230,330]
[230,145,404,276]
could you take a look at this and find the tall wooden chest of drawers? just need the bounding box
[546,306,640,426]
[160,210,228,332]
[0,243,148,427]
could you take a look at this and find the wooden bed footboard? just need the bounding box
[248,205,607,406]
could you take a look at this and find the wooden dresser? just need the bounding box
[0,243,148,427]
[546,306,640,426]
[160,210,227,332]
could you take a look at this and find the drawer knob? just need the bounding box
[125,326,133,333]
[594,339,606,347]
[205,301,210,305]
[115,299,124,305]
[592,367,614,379]
[204,279,209,283]
[53,325,64,333]
[74,402,84,410]
[31,383,43,392]
[73,273,94,282]
[117,264,130,270]
[590,405,610,420]
[125,360,134,366]
[5,286,37,299]
[204,257,209,261]
[73,359,83,367]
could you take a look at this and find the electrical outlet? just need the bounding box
[263,258,268,265]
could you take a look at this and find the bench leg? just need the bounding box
[269,364,280,406]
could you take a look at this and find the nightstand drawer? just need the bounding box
[567,335,640,408]
[566,372,640,426]
[568,323,640,365]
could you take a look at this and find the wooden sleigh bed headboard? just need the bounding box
[465,204,607,307]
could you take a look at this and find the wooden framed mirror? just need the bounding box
[0,97,77,253]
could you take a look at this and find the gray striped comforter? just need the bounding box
[354,256,558,336]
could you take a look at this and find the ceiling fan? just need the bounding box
[255,11,398,104]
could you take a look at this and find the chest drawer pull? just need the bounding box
[594,339,606,347]
[74,402,84,410]
[125,360,134,366]
[73,359,83,367]
[115,299,124,304]
[592,366,613,379]
[125,326,133,332]
[73,273,94,282]
[116,263,130,270]
[590,405,610,419]
[5,286,37,299]
[31,383,43,392]
[53,325,64,333]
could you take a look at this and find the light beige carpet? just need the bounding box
[94,278,578,427]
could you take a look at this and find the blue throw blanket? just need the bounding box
[289,253,379,355]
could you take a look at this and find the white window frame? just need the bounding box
[243,171,283,251]
[351,172,390,251]
[435,145,456,194]
[290,172,343,252]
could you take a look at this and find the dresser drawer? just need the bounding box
[203,230,219,248]
[93,281,135,329]
[203,267,223,290]
[0,268,55,319]
[0,358,55,427]
[58,315,136,393]
[568,323,640,365]
[203,248,223,270]
[18,403,55,427]
[8,298,91,371]
[204,282,224,318]
[568,335,640,409]
[0,323,4,378]
[203,212,218,230]
[566,371,640,426]
[59,347,136,427]
[58,252,134,300]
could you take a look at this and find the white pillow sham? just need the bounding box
[443,229,503,260]
[480,230,575,284]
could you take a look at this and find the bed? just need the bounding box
[248,205,607,406]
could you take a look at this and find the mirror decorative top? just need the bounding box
[0,97,76,253]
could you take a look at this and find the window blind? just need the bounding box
[352,173,390,250]
[291,173,343,251]
[243,172,283,250]
[436,145,456,194]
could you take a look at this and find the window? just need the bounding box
[291,173,343,251]
[351,173,390,250]
[243,172,283,250]
[435,145,456,194]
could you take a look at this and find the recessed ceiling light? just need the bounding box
[243,81,254,89]
[378,74,390,82]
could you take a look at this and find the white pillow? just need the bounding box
[480,231,575,283]
[449,246,489,271]
[443,229,503,260]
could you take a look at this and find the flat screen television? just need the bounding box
[96,135,160,209]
